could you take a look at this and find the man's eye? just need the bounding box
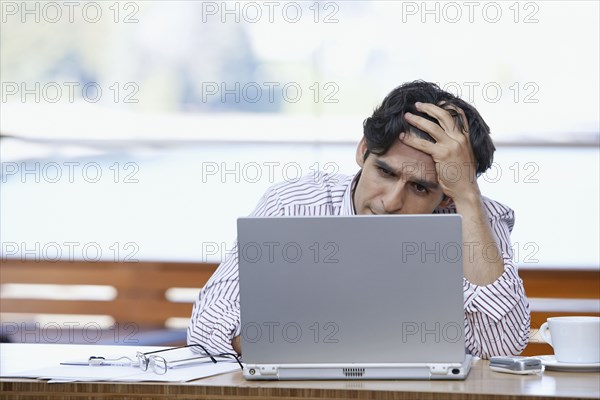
[377,166,393,177]
[413,183,427,193]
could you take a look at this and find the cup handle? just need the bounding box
[539,322,553,347]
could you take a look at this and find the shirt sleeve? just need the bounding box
[187,186,284,354]
[462,198,531,358]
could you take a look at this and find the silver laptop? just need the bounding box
[238,215,472,380]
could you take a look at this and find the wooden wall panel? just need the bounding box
[0,260,218,328]
[520,269,599,299]
[1,260,598,355]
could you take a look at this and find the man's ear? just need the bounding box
[356,137,368,167]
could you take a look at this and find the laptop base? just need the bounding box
[244,355,473,380]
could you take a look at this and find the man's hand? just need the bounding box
[400,102,480,203]
[232,335,241,355]
[400,102,504,286]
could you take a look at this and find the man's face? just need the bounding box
[353,137,450,215]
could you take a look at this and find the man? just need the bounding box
[188,81,530,359]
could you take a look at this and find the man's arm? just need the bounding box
[461,197,530,357]
[187,186,284,355]
[401,102,503,285]
[187,249,242,355]
[401,103,530,357]
[453,190,505,285]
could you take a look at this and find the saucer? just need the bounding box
[537,355,600,372]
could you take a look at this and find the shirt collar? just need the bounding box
[340,170,361,216]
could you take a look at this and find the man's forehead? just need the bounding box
[377,144,436,172]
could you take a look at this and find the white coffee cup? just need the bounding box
[539,316,600,363]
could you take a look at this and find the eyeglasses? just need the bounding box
[136,344,243,375]
[78,344,243,375]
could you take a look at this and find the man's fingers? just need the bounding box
[404,112,446,142]
[415,102,455,134]
[416,102,468,143]
[399,132,437,156]
[440,103,471,143]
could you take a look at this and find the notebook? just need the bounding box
[238,215,472,380]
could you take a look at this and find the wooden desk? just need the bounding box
[1,344,598,400]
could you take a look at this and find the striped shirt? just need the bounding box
[188,171,531,359]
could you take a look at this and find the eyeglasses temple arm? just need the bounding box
[218,353,244,370]
[187,344,218,363]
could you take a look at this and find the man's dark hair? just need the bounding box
[363,80,495,175]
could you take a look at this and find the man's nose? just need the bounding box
[382,182,405,214]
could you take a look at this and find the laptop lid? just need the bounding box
[238,215,470,380]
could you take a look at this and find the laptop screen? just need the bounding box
[238,215,465,365]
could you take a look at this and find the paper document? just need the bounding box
[6,363,240,383]
[0,343,240,382]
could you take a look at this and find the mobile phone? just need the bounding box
[489,356,544,375]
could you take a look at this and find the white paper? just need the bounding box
[6,362,240,383]
[0,343,240,382]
